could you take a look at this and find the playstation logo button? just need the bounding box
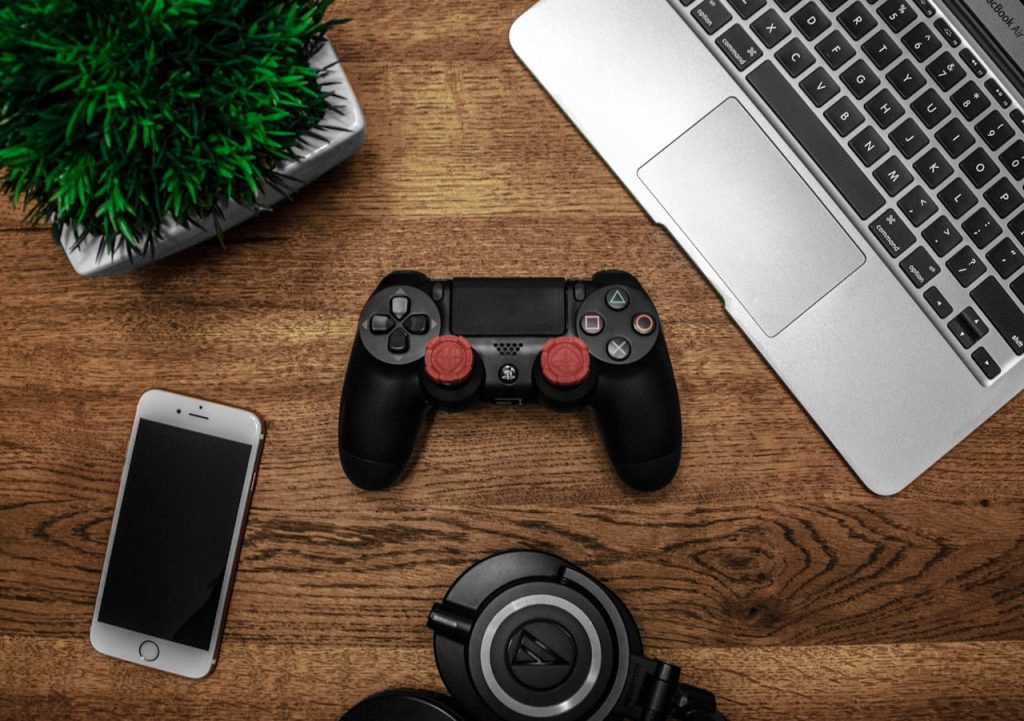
[499,364,518,384]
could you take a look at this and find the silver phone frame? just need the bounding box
[90,389,264,679]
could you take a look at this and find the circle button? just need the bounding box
[606,337,631,361]
[425,336,475,386]
[139,640,159,662]
[605,288,630,311]
[541,337,591,387]
[632,313,656,336]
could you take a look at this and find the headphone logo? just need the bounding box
[511,628,570,667]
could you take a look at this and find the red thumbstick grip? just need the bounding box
[424,335,475,386]
[541,337,591,388]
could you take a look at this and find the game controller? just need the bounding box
[337,271,682,491]
[338,550,727,721]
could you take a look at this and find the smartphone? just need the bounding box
[90,389,264,678]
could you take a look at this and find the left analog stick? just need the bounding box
[425,336,475,386]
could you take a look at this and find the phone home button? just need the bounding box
[139,640,159,662]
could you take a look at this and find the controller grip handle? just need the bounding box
[339,340,428,490]
[592,335,682,491]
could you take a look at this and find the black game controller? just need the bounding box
[337,271,682,491]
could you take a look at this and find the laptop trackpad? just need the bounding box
[639,98,864,337]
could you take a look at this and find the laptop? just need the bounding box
[511,0,1024,494]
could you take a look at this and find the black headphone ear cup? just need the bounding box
[430,551,643,721]
[339,691,466,721]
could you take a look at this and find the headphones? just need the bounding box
[340,551,727,721]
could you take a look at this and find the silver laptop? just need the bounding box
[511,0,1024,494]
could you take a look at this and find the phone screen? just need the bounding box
[97,419,253,650]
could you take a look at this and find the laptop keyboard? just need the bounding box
[674,0,1024,384]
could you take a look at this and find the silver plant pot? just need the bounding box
[60,40,365,277]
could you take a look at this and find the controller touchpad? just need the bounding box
[452,278,566,336]
[638,98,865,338]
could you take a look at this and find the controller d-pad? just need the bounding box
[389,329,410,354]
[404,314,429,334]
[390,295,410,319]
[370,315,394,334]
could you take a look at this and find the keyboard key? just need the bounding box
[751,9,792,47]
[911,0,936,16]
[1012,273,1024,303]
[800,67,840,105]
[977,111,1014,151]
[984,178,1024,218]
[924,285,954,317]
[815,30,856,68]
[778,0,802,9]
[837,2,877,40]
[850,126,889,165]
[985,78,1011,108]
[935,17,961,47]
[717,24,764,70]
[870,208,916,256]
[911,88,950,128]
[947,245,986,286]
[692,0,733,34]
[864,31,902,69]
[725,0,766,19]
[776,37,815,76]
[822,0,850,9]
[961,306,990,337]
[937,178,977,217]
[749,62,884,218]
[971,276,1024,354]
[840,58,880,98]
[1008,212,1024,243]
[946,315,978,348]
[873,155,912,195]
[952,81,991,121]
[926,52,966,91]
[987,237,1024,278]
[998,139,1024,180]
[889,118,928,157]
[879,0,917,33]
[963,207,1001,248]
[865,88,904,128]
[900,246,940,287]
[793,2,832,39]
[935,118,975,157]
[960,147,998,187]
[825,96,865,136]
[887,59,927,98]
[913,147,953,188]
[922,215,962,256]
[972,347,1001,379]
[959,48,985,77]
[902,22,941,61]
[899,185,937,225]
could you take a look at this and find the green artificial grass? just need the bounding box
[0,0,348,257]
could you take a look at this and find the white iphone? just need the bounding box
[90,389,264,678]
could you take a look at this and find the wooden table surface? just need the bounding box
[2,2,1023,719]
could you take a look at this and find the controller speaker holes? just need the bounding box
[494,342,523,357]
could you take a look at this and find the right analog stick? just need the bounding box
[425,335,475,386]
[540,337,591,388]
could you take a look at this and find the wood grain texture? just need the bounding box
[1,2,1023,720]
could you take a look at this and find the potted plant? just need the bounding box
[0,0,365,277]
